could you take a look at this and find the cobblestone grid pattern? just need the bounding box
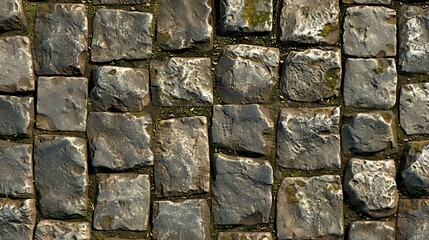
[1,0,429,239]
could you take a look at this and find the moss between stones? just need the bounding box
[319,23,339,38]
[242,0,271,28]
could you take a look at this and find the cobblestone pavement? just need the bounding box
[1,0,429,239]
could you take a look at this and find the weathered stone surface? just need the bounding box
[343,6,396,57]
[90,66,150,112]
[401,141,429,195]
[93,0,148,4]
[91,9,152,62]
[150,58,213,106]
[277,175,344,239]
[36,77,88,132]
[277,107,341,170]
[34,220,90,240]
[0,36,34,93]
[344,159,398,218]
[212,104,274,155]
[281,49,341,102]
[0,199,36,240]
[217,44,280,104]
[152,200,211,240]
[343,0,391,4]
[218,232,274,240]
[0,95,33,137]
[33,4,88,75]
[87,112,153,170]
[397,199,429,239]
[280,0,339,44]
[93,174,150,231]
[0,0,27,31]
[0,141,33,198]
[344,58,397,109]
[400,83,429,135]
[154,116,209,197]
[341,111,397,156]
[34,135,88,218]
[157,0,213,51]
[348,221,395,240]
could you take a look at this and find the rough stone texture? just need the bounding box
[91,9,152,62]
[341,111,397,156]
[34,135,88,218]
[90,66,150,112]
[150,58,213,106]
[93,0,148,4]
[33,4,88,75]
[93,174,150,231]
[400,83,429,135]
[87,112,153,170]
[277,175,344,239]
[0,95,33,137]
[343,6,396,57]
[401,140,429,195]
[277,107,341,170]
[397,199,429,239]
[0,36,35,93]
[0,199,36,240]
[343,0,391,4]
[34,220,90,240]
[0,0,27,31]
[344,159,398,218]
[218,232,273,240]
[281,49,341,102]
[0,141,34,198]
[157,0,213,51]
[348,221,395,240]
[152,199,211,240]
[280,0,339,44]
[217,44,280,104]
[344,58,397,109]
[36,77,88,132]
[211,104,274,155]
[212,154,273,225]
[154,116,209,197]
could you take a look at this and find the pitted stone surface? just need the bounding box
[211,104,274,155]
[400,83,429,135]
[34,135,88,218]
[281,49,341,102]
[0,141,34,198]
[33,4,88,75]
[280,0,339,44]
[87,112,153,170]
[93,0,148,4]
[276,175,344,239]
[348,221,395,240]
[91,9,152,62]
[0,199,36,240]
[154,116,209,197]
[0,95,33,137]
[0,0,27,31]
[218,232,273,240]
[212,154,273,225]
[90,66,150,112]
[343,0,391,4]
[341,111,397,156]
[150,58,213,106]
[344,159,398,218]
[217,44,280,104]
[36,77,88,132]
[0,36,34,93]
[343,58,397,109]
[157,0,213,51]
[277,107,341,170]
[397,199,429,239]
[401,141,429,195]
[34,220,90,240]
[343,6,396,57]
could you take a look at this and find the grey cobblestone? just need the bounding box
[397,199,429,239]
[0,0,27,31]
[400,83,429,135]
[0,95,33,137]
[348,221,395,240]
[401,140,429,196]
[217,232,273,240]
[34,220,91,240]
[0,199,36,240]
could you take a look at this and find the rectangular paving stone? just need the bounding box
[0,95,34,137]
[400,83,429,135]
[0,0,27,31]
[218,232,273,240]
[348,221,395,240]
[0,199,36,240]
[401,140,429,196]
[93,0,148,4]
[34,220,90,240]
[397,199,429,239]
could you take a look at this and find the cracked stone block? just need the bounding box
[401,140,429,195]
[91,9,152,62]
[36,77,88,132]
[0,199,36,240]
[217,44,280,104]
[150,58,213,106]
[343,0,391,4]
[33,4,88,75]
[343,6,396,57]
[0,141,34,198]
[157,0,213,51]
[34,135,88,218]
[0,36,35,93]
[0,0,27,31]
[397,199,429,239]
[277,175,344,239]
[154,116,209,197]
[90,66,150,112]
[280,0,339,44]
[0,95,33,137]
[218,232,273,240]
[341,111,397,156]
[277,107,341,170]
[281,48,341,102]
[93,0,148,4]
[93,174,150,231]
[152,199,211,240]
[87,112,153,170]
[348,221,395,240]
[400,83,429,135]
[34,220,90,240]
[344,159,398,218]
[212,104,274,155]
[344,58,397,109]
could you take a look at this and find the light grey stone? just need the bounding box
[401,140,429,195]
[0,95,34,137]
[400,83,429,135]
[93,0,148,4]
[0,199,36,240]
[397,199,429,240]
[348,221,395,240]
[218,232,274,240]
[343,0,391,4]
[34,220,90,240]
[0,0,27,31]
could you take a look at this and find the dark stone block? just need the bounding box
[0,0,27,31]
[0,95,34,137]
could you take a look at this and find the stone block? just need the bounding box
[0,199,36,240]
[93,0,148,4]
[348,221,395,240]
[34,220,90,240]
[218,232,273,240]
[401,140,429,195]
[0,95,33,137]
[343,0,391,4]
[400,83,429,135]
[397,199,429,239]
[0,0,27,31]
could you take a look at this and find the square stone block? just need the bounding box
[0,0,27,31]
[34,220,90,240]
[0,95,34,137]
[400,83,429,135]
[218,232,273,240]
[348,221,395,240]
[397,199,429,239]
[401,140,429,195]
[0,199,36,240]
